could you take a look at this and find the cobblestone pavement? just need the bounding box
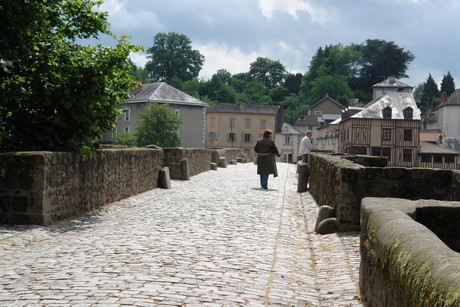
[0,162,363,306]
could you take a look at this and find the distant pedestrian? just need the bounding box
[254,129,281,189]
[299,131,313,163]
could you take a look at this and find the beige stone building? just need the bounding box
[206,103,283,159]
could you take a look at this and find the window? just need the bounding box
[209,132,216,141]
[382,106,392,119]
[403,149,412,162]
[404,129,412,141]
[421,155,431,163]
[228,133,236,142]
[229,118,236,128]
[371,147,381,156]
[433,154,442,163]
[124,126,129,133]
[210,117,215,127]
[124,108,131,121]
[175,109,180,117]
[403,107,413,120]
[315,110,322,115]
[245,119,251,128]
[382,148,391,160]
[260,119,267,129]
[383,129,391,141]
[244,133,252,143]
[446,155,455,163]
[284,136,291,145]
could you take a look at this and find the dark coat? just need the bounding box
[254,137,280,175]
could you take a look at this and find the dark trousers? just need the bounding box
[260,174,268,187]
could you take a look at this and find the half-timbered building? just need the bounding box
[338,92,421,167]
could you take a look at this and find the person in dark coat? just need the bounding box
[254,129,281,189]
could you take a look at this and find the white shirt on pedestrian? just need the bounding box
[299,135,313,155]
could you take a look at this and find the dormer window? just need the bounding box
[403,107,413,120]
[382,106,392,119]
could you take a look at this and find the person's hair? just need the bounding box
[263,129,273,138]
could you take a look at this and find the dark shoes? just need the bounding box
[262,185,268,189]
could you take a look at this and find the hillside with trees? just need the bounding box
[135,33,419,124]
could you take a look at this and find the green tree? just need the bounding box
[249,57,286,89]
[282,94,309,124]
[440,71,455,96]
[230,72,252,93]
[239,81,271,104]
[351,39,415,101]
[423,73,440,107]
[309,75,353,105]
[181,78,202,99]
[285,73,303,94]
[128,58,149,83]
[269,86,289,102]
[145,32,204,82]
[201,70,237,103]
[301,44,360,99]
[136,103,182,147]
[0,0,139,152]
[114,133,137,147]
[419,74,440,129]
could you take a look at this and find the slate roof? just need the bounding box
[294,115,320,126]
[128,82,208,107]
[420,141,459,155]
[373,77,413,89]
[436,89,460,108]
[351,92,421,120]
[308,95,345,111]
[206,103,280,115]
[281,123,302,135]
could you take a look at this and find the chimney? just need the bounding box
[389,76,396,84]
[440,91,448,104]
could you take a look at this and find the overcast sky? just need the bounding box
[98,0,460,88]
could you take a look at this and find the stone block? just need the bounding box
[316,217,338,234]
[159,167,171,189]
[218,157,227,168]
[230,159,237,165]
[181,158,190,180]
[210,163,217,170]
[315,205,335,231]
[297,162,309,193]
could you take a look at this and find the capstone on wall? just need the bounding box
[360,198,460,306]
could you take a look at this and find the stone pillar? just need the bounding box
[218,156,227,168]
[181,158,190,180]
[159,167,171,189]
[297,162,309,193]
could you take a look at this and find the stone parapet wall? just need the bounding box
[308,153,460,231]
[210,148,242,164]
[163,148,211,179]
[0,149,163,226]
[0,147,241,226]
[360,197,460,306]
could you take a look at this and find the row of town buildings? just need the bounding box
[102,77,460,169]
